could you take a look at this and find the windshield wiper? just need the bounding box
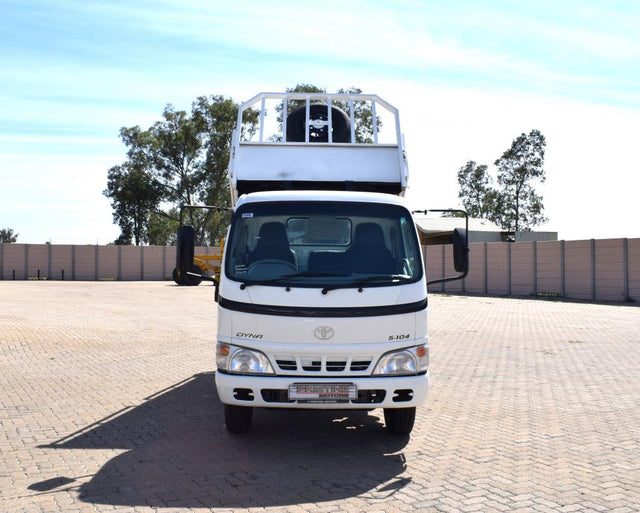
[239,271,341,289]
[321,274,413,294]
[240,272,412,293]
[353,274,412,285]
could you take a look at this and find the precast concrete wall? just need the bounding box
[0,245,219,282]
[1,240,638,302]
[98,245,118,280]
[427,238,639,303]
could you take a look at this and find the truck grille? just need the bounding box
[276,358,297,371]
[274,356,372,374]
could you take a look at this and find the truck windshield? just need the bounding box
[225,201,423,288]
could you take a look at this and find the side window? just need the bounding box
[229,223,250,276]
[400,217,419,277]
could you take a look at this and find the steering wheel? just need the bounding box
[246,259,297,277]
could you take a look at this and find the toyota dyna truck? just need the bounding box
[177,92,468,435]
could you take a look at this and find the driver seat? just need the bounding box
[249,222,296,266]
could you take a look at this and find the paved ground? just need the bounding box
[0,281,638,513]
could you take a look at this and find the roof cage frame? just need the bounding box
[235,92,401,146]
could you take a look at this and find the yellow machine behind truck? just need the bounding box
[173,245,223,286]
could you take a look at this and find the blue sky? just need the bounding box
[1,0,639,243]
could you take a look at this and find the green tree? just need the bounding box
[335,86,379,144]
[148,210,179,246]
[287,83,325,95]
[0,228,18,243]
[457,130,547,232]
[494,129,547,232]
[192,95,255,244]
[103,163,163,245]
[282,83,326,113]
[119,105,205,212]
[457,161,503,225]
[107,96,258,245]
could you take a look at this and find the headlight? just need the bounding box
[372,345,429,376]
[216,343,275,375]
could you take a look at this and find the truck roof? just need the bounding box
[235,189,411,209]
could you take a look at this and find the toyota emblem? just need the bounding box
[314,326,334,340]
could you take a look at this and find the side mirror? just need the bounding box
[176,225,195,272]
[453,228,469,273]
[417,209,470,287]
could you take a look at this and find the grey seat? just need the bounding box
[346,223,395,274]
[249,222,296,265]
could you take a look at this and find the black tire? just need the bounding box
[384,407,416,435]
[184,263,203,286]
[286,104,350,143]
[224,405,253,434]
[172,267,187,286]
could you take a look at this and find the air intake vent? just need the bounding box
[276,358,297,371]
[350,360,372,371]
[326,359,347,372]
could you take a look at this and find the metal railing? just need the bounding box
[235,92,401,146]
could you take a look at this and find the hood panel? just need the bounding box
[220,279,426,308]
[219,308,424,348]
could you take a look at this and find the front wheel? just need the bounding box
[224,405,253,434]
[384,407,416,435]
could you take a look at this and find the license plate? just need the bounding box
[289,383,357,401]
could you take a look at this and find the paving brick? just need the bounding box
[1,282,639,512]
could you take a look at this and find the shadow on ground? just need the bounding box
[37,373,410,508]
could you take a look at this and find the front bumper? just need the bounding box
[215,372,429,409]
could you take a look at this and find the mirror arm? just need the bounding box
[186,272,216,284]
[186,272,220,302]
[179,204,232,226]
[414,209,470,287]
[426,268,468,287]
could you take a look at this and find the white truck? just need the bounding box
[177,92,468,435]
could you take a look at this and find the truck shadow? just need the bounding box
[39,373,411,508]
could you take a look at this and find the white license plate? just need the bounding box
[289,383,357,401]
